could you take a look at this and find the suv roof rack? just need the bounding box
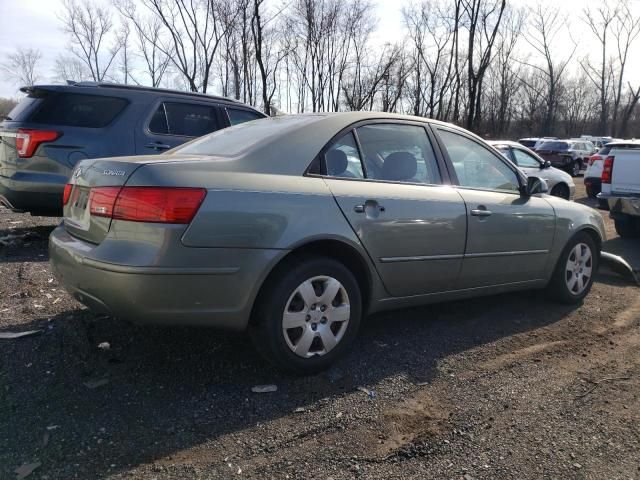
[66,80,243,104]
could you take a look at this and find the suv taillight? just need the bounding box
[601,156,614,184]
[89,186,206,224]
[15,129,61,158]
[62,184,73,206]
[589,155,601,166]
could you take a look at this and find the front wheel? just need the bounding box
[546,232,598,304]
[249,255,362,375]
[550,183,570,200]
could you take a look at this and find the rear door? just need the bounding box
[435,127,556,289]
[322,122,467,297]
[136,99,226,154]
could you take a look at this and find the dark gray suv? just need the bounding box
[0,82,265,215]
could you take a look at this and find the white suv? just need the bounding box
[598,141,640,237]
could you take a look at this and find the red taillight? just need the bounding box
[15,129,61,158]
[89,187,122,217]
[89,186,206,223]
[602,156,614,184]
[62,184,73,206]
[589,155,601,166]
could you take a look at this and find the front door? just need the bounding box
[435,127,556,289]
[321,123,467,297]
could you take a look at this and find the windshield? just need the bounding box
[170,114,319,157]
[538,141,568,150]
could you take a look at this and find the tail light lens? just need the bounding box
[601,156,614,184]
[62,184,73,206]
[15,129,61,158]
[89,187,122,217]
[589,155,601,166]
[89,186,206,223]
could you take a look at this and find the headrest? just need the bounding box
[382,152,417,181]
[326,149,348,176]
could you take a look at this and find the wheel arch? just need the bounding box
[249,238,375,325]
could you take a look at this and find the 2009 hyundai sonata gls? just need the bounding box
[50,112,605,374]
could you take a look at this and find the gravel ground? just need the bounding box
[1,182,639,480]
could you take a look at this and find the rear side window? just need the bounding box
[324,132,365,179]
[538,141,569,150]
[227,108,263,126]
[5,96,39,121]
[29,93,128,128]
[149,102,220,137]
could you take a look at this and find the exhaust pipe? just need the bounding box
[600,251,640,286]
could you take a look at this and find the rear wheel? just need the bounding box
[614,216,640,238]
[570,160,581,177]
[547,232,598,304]
[550,183,570,200]
[249,255,362,375]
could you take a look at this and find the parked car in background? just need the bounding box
[518,137,540,148]
[535,139,594,177]
[50,112,605,374]
[584,141,640,203]
[488,140,575,200]
[598,140,640,237]
[0,82,266,216]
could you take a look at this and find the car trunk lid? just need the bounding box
[609,149,640,195]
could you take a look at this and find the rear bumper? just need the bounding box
[598,192,640,218]
[0,172,65,215]
[583,177,601,188]
[49,225,284,330]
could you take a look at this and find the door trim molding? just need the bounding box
[380,249,548,263]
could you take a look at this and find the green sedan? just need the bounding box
[49,112,606,374]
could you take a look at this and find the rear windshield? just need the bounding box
[5,96,39,121]
[29,92,128,128]
[172,115,318,157]
[538,141,568,150]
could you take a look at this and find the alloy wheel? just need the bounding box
[565,243,593,295]
[282,276,350,358]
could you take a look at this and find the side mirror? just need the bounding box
[526,176,549,196]
[542,160,551,169]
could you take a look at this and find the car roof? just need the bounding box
[20,82,262,112]
[606,140,640,147]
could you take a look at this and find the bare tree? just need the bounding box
[0,47,42,87]
[59,0,121,82]
[53,55,91,83]
[523,5,577,136]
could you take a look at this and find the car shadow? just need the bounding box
[0,225,57,263]
[1,288,581,478]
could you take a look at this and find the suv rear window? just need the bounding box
[29,92,128,128]
[538,141,569,150]
[227,108,263,126]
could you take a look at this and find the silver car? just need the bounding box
[489,140,576,200]
[50,112,605,374]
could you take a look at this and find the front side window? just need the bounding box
[324,131,365,179]
[512,148,541,168]
[356,124,441,184]
[438,129,520,192]
[227,108,263,126]
[149,102,220,137]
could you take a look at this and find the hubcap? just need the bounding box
[282,276,350,358]
[565,243,593,295]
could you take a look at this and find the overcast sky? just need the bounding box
[0,0,638,98]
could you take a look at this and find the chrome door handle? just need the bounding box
[354,205,365,213]
[145,142,171,150]
[354,202,385,214]
[471,208,492,217]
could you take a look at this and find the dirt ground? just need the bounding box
[1,182,639,480]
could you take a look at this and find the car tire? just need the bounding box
[570,161,581,177]
[546,232,598,304]
[585,185,597,198]
[249,255,362,375]
[614,217,640,238]
[550,183,570,200]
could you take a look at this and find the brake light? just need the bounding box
[15,129,61,158]
[602,156,614,184]
[589,155,601,166]
[62,184,73,206]
[89,186,206,223]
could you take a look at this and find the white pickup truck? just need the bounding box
[598,141,640,237]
